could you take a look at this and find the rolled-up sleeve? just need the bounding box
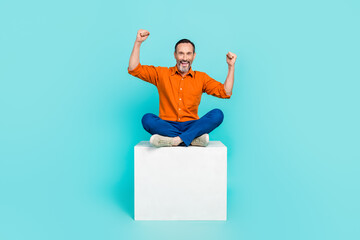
[202,73,231,99]
[128,63,159,86]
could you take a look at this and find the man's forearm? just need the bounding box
[224,65,235,96]
[128,42,142,71]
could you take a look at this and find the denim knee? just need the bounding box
[210,108,224,126]
[141,113,156,130]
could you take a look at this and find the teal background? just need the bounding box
[1,0,359,239]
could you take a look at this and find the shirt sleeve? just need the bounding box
[128,63,159,86]
[202,73,231,99]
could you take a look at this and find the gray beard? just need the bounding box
[178,63,190,73]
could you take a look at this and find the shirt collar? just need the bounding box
[171,65,194,77]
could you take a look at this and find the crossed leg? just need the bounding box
[141,109,224,147]
[142,113,183,146]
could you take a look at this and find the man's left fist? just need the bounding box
[226,52,237,66]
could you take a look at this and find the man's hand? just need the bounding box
[136,29,150,43]
[226,52,237,67]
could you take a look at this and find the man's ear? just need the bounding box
[193,52,196,60]
[174,52,176,59]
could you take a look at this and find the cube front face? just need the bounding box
[134,142,227,220]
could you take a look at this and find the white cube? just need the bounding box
[134,141,227,220]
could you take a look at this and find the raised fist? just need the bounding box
[226,52,237,67]
[136,29,150,43]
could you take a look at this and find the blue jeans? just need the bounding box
[141,108,224,146]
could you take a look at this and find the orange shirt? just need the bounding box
[128,63,231,122]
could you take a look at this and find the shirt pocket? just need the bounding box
[184,90,201,109]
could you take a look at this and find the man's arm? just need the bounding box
[128,29,150,71]
[224,52,237,96]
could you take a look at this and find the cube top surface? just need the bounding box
[135,141,226,148]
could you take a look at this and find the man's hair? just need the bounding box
[175,39,195,53]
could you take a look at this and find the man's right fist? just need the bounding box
[136,29,150,43]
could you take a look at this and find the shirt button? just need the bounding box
[178,118,180,120]
[179,108,181,110]
[179,98,181,100]
[180,88,182,90]
[181,78,183,80]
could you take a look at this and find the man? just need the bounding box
[128,29,237,147]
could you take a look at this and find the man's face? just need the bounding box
[174,43,196,74]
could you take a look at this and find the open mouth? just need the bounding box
[180,61,189,67]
